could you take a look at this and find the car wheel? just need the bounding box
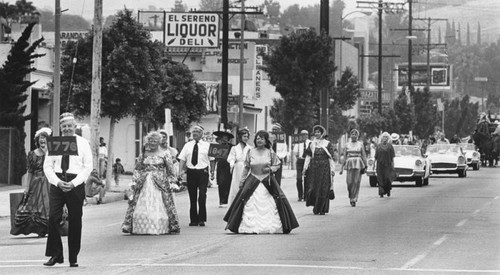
[458,169,467,178]
[473,163,479,171]
[416,177,423,187]
[369,176,377,187]
[423,177,429,186]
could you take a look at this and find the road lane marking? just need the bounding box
[401,234,449,269]
[472,209,480,215]
[456,219,468,227]
[104,222,122,227]
[433,235,448,245]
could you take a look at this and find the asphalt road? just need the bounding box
[0,167,499,274]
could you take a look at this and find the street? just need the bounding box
[0,167,499,274]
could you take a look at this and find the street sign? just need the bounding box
[165,13,219,48]
[46,136,78,156]
[474,77,488,82]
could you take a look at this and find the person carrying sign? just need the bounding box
[178,125,212,227]
[43,112,93,268]
[270,124,288,186]
[211,129,234,208]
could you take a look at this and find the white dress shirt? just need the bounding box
[178,139,211,169]
[43,134,93,187]
[293,139,311,160]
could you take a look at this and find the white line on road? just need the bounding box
[472,209,481,215]
[104,222,122,227]
[401,234,449,269]
[433,235,448,245]
[456,219,468,227]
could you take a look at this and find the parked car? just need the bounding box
[366,145,431,187]
[425,144,467,178]
[460,143,480,170]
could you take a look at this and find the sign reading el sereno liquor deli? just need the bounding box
[166,13,219,48]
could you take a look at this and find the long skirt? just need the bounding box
[346,169,362,203]
[376,164,393,196]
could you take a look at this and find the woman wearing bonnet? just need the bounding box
[11,127,52,237]
[302,125,336,215]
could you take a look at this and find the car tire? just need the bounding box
[473,163,479,171]
[458,169,467,178]
[416,177,423,187]
[423,177,429,186]
[369,176,377,187]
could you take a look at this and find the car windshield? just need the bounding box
[426,144,460,154]
[460,143,476,150]
[394,145,421,157]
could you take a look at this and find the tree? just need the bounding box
[413,87,438,138]
[38,9,90,31]
[0,22,44,185]
[443,95,479,139]
[172,0,187,12]
[263,29,335,135]
[199,0,222,11]
[261,0,280,25]
[393,88,415,134]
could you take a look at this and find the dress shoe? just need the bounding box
[43,256,64,266]
[69,263,79,267]
[189,222,198,226]
[387,191,391,197]
[198,222,205,227]
[380,194,384,198]
[350,201,356,207]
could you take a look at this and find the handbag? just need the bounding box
[360,167,366,175]
[329,189,335,200]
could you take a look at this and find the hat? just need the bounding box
[300,129,309,135]
[312,125,326,134]
[213,129,234,140]
[391,133,400,141]
[59,112,75,123]
[271,123,282,131]
[158,129,169,136]
[192,125,204,132]
[35,127,52,138]
[350,129,360,136]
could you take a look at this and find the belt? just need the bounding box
[187,167,208,171]
[56,172,77,182]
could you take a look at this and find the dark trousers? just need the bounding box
[46,183,85,263]
[186,168,209,224]
[216,160,231,205]
[275,160,283,186]
[296,158,305,199]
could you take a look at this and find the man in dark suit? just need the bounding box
[43,113,93,267]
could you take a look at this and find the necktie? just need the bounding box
[191,141,199,166]
[61,155,69,175]
[302,140,307,158]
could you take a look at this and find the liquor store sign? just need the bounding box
[166,13,219,48]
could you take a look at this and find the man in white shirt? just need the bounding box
[178,125,212,227]
[270,124,288,186]
[43,112,93,268]
[292,130,311,201]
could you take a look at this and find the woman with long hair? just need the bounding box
[122,131,180,235]
[224,130,298,234]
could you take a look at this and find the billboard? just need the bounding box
[202,41,255,78]
[166,13,219,47]
[396,63,451,90]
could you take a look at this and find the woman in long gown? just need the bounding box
[227,128,251,205]
[122,131,180,235]
[224,130,299,234]
[375,132,395,198]
[303,125,336,215]
[11,127,52,237]
[339,129,367,207]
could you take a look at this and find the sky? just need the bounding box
[7,0,357,20]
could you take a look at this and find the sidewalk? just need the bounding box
[0,168,300,219]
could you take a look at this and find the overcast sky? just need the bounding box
[8,0,357,20]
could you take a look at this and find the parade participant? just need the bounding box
[450,134,461,144]
[224,130,299,234]
[178,125,212,227]
[112,158,124,187]
[375,132,395,198]
[211,129,234,208]
[436,133,450,144]
[492,121,500,153]
[43,113,93,267]
[340,129,367,207]
[227,128,252,205]
[11,127,52,237]
[391,133,400,145]
[292,129,311,201]
[270,124,288,186]
[98,137,107,178]
[84,169,105,205]
[159,129,179,164]
[121,131,180,235]
[302,125,336,215]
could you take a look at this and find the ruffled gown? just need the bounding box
[227,143,251,205]
[224,148,299,234]
[11,151,50,236]
[122,152,180,235]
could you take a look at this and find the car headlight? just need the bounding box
[368,159,374,166]
[458,156,466,164]
[415,159,422,167]
[473,152,479,158]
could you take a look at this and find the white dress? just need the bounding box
[227,143,252,205]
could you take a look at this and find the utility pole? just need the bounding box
[320,0,329,131]
[221,0,229,128]
[52,0,61,135]
[238,0,245,128]
[407,0,412,90]
[357,0,404,113]
[90,0,103,170]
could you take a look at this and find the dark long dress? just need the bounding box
[304,141,334,214]
[216,150,232,205]
[11,151,50,236]
[375,143,395,196]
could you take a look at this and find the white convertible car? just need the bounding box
[366,145,431,187]
[460,143,481,170]
[425,144,468,177]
